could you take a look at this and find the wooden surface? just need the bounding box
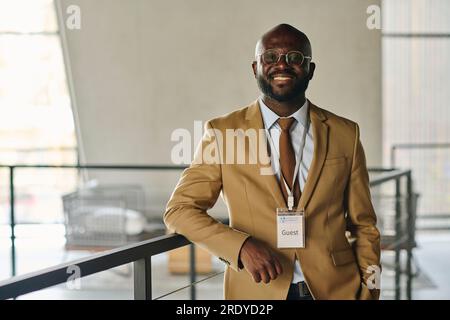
[168,245,213,274]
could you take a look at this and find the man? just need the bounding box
[164,24,381,300]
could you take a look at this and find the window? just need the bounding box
[382,0,450,229]
[0,0,78,224]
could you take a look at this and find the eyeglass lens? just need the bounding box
[262,50,305,66]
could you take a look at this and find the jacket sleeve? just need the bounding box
[163,120,250,271]
[345,123,381,300]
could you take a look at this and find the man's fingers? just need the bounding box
[266,262,278,280]
[241,241,283,284]
[260,269,270,284]
[273,257,283,275]
[252,271,261,283]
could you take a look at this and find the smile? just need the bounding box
[273,76,293,81]
[270,74,295,81]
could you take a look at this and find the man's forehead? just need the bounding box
[257,30,310,55]
[262,36,306,51]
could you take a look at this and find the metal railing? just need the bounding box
[390,143,450,230]
[0,165,416,300]
[0,164,187,278]
[369,168,415,300]
[0,233,193,300]
[391,143,450,167]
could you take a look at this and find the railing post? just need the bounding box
[189,243,196,300]
[9,166,16,277]
[390,145,396,168]
[406,171,413,300]
[394,177,401,300]
[134,257,152,300]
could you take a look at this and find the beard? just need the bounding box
[256,74,310,102]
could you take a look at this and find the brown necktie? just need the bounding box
[277,117,301,208]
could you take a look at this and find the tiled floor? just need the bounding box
[0,225,449,300]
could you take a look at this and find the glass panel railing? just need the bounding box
[17,262,134,300]
[151,250,224,300]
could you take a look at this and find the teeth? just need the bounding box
[274,76,291,80]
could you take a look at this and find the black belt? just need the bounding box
[288,281,312,299]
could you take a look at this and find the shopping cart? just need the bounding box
[62,184,146,248]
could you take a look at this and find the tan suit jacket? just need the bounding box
[164,100,381,300]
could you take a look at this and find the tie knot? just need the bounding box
[277,117,296,131]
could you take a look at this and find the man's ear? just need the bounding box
[252,61,257,78]
[308,62,316,80]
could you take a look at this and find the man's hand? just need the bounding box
[238,237,283,284]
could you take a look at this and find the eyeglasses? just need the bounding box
[258,49,312,66]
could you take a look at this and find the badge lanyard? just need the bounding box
[264,108,310,211]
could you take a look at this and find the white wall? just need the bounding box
[58,0,382,218]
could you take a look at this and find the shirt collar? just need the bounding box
[258,96,309,130]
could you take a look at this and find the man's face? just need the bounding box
[252,32,315,102]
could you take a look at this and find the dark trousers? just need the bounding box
[286,282,314,300]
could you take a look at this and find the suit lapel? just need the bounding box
[298,102,328,211]
[244,100,329,210]
[245,101,286,208]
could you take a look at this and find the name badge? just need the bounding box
[277,208,305,248]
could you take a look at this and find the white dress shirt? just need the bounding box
[258,97,315,283]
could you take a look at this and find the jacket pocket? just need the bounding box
[331,248,356,266]
[324,156,347,166]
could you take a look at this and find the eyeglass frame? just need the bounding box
[257,49,312,66]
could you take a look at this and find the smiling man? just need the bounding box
[164,24,381,300]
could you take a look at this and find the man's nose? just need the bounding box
[270,55,294,73]
[274,54,289,68]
